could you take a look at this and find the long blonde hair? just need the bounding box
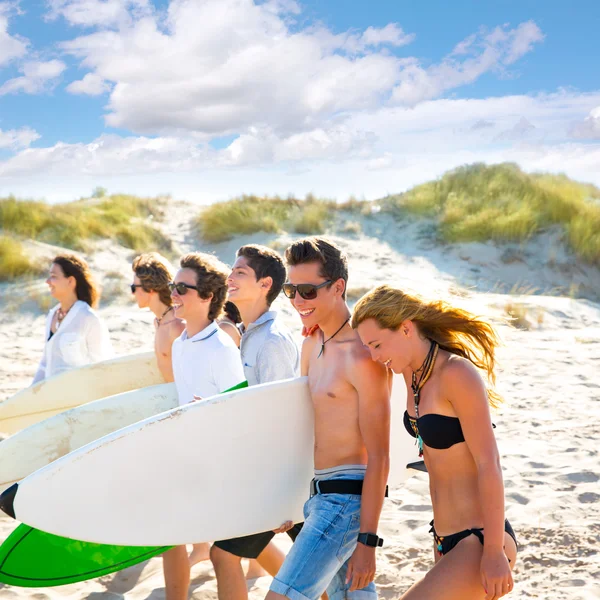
[352,285,502,407]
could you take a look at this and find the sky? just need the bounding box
[0,0,599,204]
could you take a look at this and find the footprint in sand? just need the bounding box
[507,492,530,505]
[560,471,600,484]
[578,492,600,503]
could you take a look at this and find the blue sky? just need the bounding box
[1,0,599,203]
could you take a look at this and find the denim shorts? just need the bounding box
[270,473,377,600]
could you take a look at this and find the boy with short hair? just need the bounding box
[266,237,391,600]
[210,244,301,600]
[164,252,246,600]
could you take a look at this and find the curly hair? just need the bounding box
[52,254,100,308]
[132,252,175,307]
[284,237,348,299]
[179,252,229,321]
[352,285,502,407]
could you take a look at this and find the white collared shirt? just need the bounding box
[171,321,246,406]
[32,300,114,384]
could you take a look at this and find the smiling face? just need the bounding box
[131,275,151,309]
[46,262,75,302]
[286,261,339,329]
[171,267,209,321]
[356,318,411,374]
[227,256,264,305]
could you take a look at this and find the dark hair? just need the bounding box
[284,237,348,299]
[236,244,286,306]
[179,252,229,321]
[132,252,174,307]
[52,254,99,308]
[223,301,242,324]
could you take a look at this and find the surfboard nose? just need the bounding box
[0,482,17,518]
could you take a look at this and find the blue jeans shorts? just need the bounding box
[270,473,377,600]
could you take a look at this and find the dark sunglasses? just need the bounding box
[130,284,144,294]
[169,281,200,295]
[282,280,332,300]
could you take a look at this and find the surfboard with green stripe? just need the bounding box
[0,525,170,587]
[0,380,248,587]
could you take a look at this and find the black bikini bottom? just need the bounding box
[429,519,518,556]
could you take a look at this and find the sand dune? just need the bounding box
[1,204,599,599]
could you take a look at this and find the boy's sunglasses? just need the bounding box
[282,280,331,300]
[168,282,200,295]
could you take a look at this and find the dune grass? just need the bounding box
[195,194,367,243]
[382,163,600,264]
[0,194,172,253]
[0,236,45,281]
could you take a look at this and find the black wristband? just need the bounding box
[357,532,383,547]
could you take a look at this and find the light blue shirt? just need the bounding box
[240,311,300,386]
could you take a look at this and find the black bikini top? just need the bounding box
[403,410,465,450]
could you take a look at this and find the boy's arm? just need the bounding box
[346,354,391,591]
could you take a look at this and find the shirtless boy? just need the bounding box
[131,253,185,382]
[267,237,391,600]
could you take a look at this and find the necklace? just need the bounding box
[56,303,74,329]
[317,316,350,358]
[410,340,439,456]
[156,306,174,326]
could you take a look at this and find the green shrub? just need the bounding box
[0,236,44,281]
[0,194,171,253]
[381,163,600,264]
[196,195,340,243]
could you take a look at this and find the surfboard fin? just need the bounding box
[406,460,427,473]
[0,482,17,519]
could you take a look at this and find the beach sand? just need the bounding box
[1,205,599,599]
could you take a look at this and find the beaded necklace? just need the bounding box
[410,340,439,456]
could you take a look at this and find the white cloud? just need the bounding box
[0,133,210,177]
[0,3,28,67]
[360,24,415,48]
[470,119,494,130]
[494,116,537,142]
[367,153,394,171]
[0,59,66,95]
[569,106,600,140]
[55,1,542,139]
[0,126,39,149]
[66,71,110,95]
[391,21,544,107]
[221,125,375,166]
[3,90,599,186]
[504,20,545,65]
[59,0,406,136]
[45,0,152,29]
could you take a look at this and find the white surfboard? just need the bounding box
[0,383,178,494]
[0,352,164,435]
[1,376,418,546]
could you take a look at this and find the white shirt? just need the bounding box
[171,321,246,406]
[33,300,114,384]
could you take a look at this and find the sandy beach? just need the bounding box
[1,204,599,599]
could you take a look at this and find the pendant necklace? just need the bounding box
[156,306,174,326]
[317,317,350,358]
